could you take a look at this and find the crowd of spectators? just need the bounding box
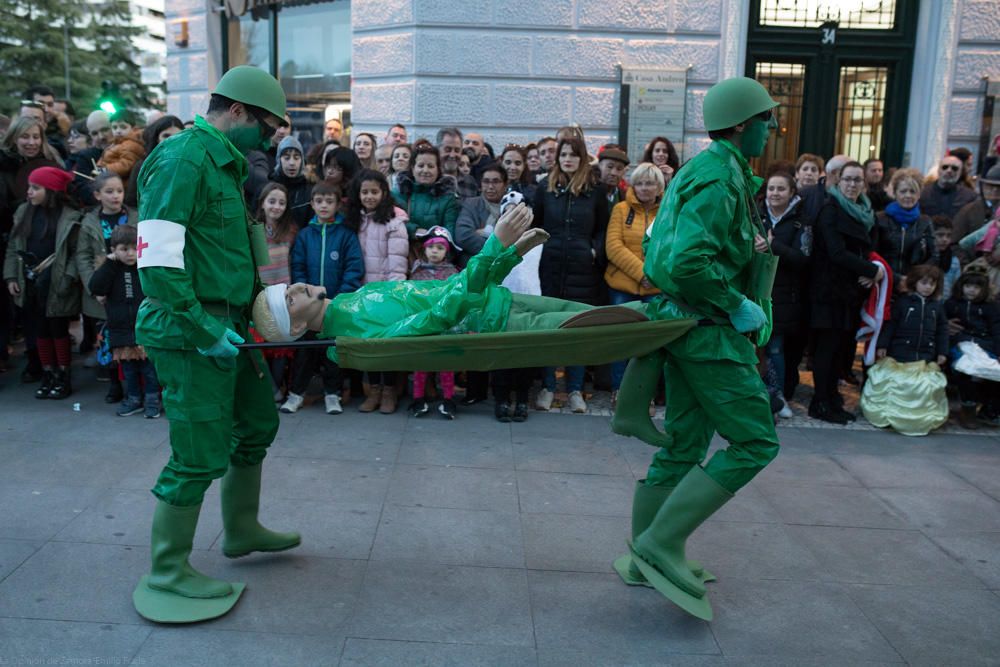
[4,82,1000,430]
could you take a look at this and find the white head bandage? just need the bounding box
[265,283,295,342]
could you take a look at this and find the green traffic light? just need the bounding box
[99,100,117,114]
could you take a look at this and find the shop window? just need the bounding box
[278,1,352,153]
[226,13,271,71]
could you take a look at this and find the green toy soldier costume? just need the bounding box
[132,66,300,624]
[611,77,782,621]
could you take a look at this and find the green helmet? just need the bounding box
[213,65,287,122]
[703,77,778,131]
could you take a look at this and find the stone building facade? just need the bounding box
[165,0,1000,173]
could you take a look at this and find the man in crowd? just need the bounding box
[953,164,1000,261]
[86,110,114,150]
[437,126,478,199]
[464,132,490,181]
[800,153,850,222]
[536,137,557,178]
[597,145,629,208]
[324,117,343,144]
[864,158,891,211]
[921,154,978,220]
[26,84,67,159]
[385,123,408,145]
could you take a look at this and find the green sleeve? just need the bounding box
[74,221,103,296]
[137,156,226,348]
[464,234,520,294]
[646,182,746,316]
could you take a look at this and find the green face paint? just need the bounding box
[226,122,268,155]
[738,113,776,159]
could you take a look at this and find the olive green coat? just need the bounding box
[2,203,83,317]
[76,206,139,319]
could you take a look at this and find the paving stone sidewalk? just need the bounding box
[2,372,1000,666]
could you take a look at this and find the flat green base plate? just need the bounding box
[133,576,245,624]
[628,541,713,621]
[614,554,717,586]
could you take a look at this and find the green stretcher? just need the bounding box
[326,318,696,372]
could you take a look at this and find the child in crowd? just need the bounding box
[97,109,144,181]
[3,167,81,399]
[76,169,137,402]
[945,265,1000,428]
[255,181,298,401]
[931,216,961,299]
[863,265,949,435]
[281,181,364,415]
[408,226,461,419]
[269,136,313,228]
[88,225,161,417]
[348,168,409,413]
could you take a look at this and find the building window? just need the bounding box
[752,62,806,175]
[758,0,896,30]
[835,65,889,163]
[277,1,352,151]
[226,13,271,72]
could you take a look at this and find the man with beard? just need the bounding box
[437,127,478,199]
[920,154,977,221]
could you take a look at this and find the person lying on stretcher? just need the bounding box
[252,203,651,349]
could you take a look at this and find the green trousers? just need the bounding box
[504,294,646,332]
[147,331,279,507]
[646,338,779,494]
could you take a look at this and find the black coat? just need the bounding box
[874,210,934,279]
[761,200,810,335]
[88,259,144,348]
[269,171,314,228]
[944,297,1000,355]
[532,178,609,304]
[877,293,948,362]
[919,182,977,220]
[809,199,880,331]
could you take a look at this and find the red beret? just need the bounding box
[28,166,73,192]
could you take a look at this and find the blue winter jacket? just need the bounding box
[290,214,365,296]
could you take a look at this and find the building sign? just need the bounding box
[618,67,688,164]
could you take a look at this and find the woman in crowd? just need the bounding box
[353,132,377,170]
[532,135,609,413]
[388,142,412,193]
[603,162,664,407]
[500,144,537,205]
[641,136,680,187]
[392,143,460,240]
[876,168,933,287]
[808,161,883,424]
[125,114,184,208]
[0,118,62,380]
[323,146,362,192]
[525,143,541,175]
[759,171,810,411]
[795,153,823,190]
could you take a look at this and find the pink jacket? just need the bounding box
[358,206,410,283]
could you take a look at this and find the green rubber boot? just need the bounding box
[629,466,733,620]
[133,501,245,623]
[610,350,671,448]
[613,480,715,587]
[221,463,301,558]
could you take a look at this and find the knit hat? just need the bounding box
[415,225,462,252]
[275,135,304,174]
[598,146,629,165]
[28,166,73,192]
[86,110,110,133]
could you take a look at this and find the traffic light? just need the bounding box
[98,80,121,115]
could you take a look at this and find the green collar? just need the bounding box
[193,115,248,182]
[709,139,764,192]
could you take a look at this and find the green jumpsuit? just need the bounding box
[642,139,780,494]
[136,116,278,507]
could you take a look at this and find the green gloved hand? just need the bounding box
[728,297,766,333]
[198,328,245,358]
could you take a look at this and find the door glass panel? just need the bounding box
[758,0,896,30]
[752,62,806,177]
[835,65,888,163]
